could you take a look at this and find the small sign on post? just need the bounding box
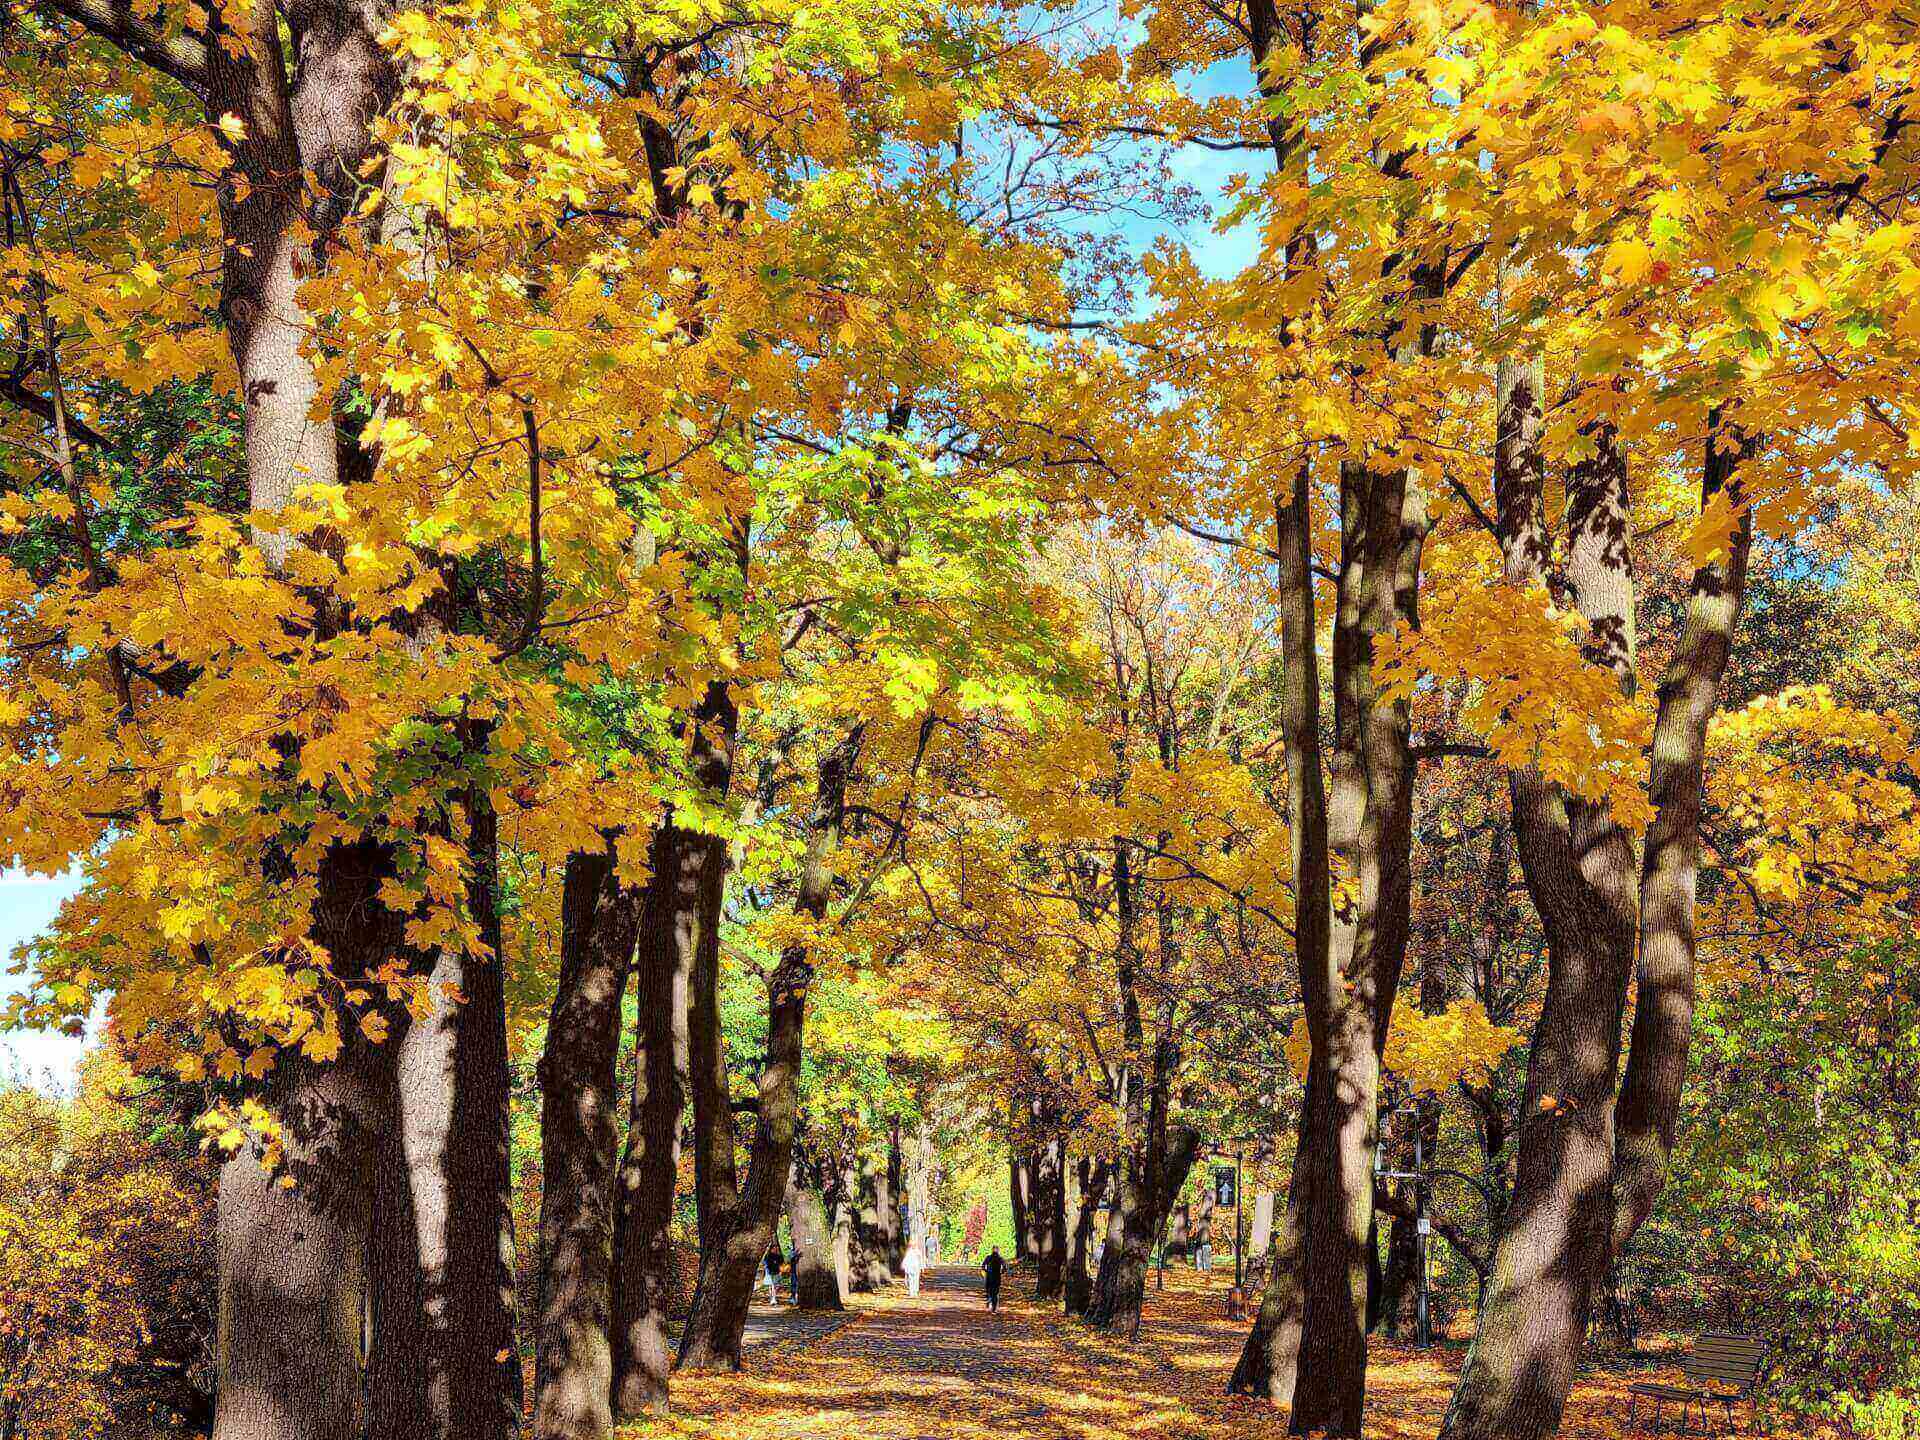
[1213,1166,1236,1209]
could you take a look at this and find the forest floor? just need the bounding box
[630,1266,1781,1440]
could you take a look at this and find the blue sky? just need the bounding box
[0,868,86,1091]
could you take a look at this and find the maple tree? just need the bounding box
[3,0,1919,1432]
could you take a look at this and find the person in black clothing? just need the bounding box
[981,1247,1006,1312]
[762,1245,783,1305]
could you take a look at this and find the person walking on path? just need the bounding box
[762,1245,783,1305]
[982,1247,1006,1312]
[903,1238,925,1298]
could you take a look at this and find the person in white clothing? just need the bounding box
[903,1239,925,1297]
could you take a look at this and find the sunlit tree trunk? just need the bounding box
[885,1118,906,1273]
[218,1053,383,1440]
[218,842,398,1440]
[852,1153,891,1292]
[1228,451,1324,1407]
[1440,405,1640,1440]
[1065,1157,1109,1316]
[787,1147,844,1311]
[532,846,640,1440]
[1032,1137,1067,1301]
[678,728,860,1369]
[830,1152,854,1301]
[1442,415,1756,1440]
[685,816,738,1264]
[397,782,522,1440]
[1009,1150,1032,1266]
[1612,422,1756,1256]
[611,827,693,1420]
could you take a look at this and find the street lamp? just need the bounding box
[1375,1104,1498,1349]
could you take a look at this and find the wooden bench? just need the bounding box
[1628,1331,1770,1434]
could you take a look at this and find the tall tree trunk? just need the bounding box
[1437,810,1636,1440]
[1087,1115,1199,1332]
[368,1115,432,1440]
[1032,1137,1067,1300]
[1224,0,1432,1426]
[217,841,399,1440]
[787,1149,844,1311]
[1228,0,1328,1383]
[1439,419,1640,1440]
[904,1120,936,1259]
[677,728,860,1369]
[685,824,738,1262]
[397,786,522,1440]
[533,845,641,1440]
[1245,1187,1276,1290]
[42,6,406,1436]
[610,827,693,1421]
[1231,1091,1311,1401]
[1087,1154,1148,1331]
[851,1154,890,1292]
[885,1118,906,1273]
[1086,831,1152,1333]
[1378,1211,1419,1337]
[217,1049,383,1440]
[683,682,743,1264]
[868,1153,899,1286]
[829,1153,854,1302]
[1287,302,1434,1438]
[1442,418,1756,1440]
[1009,1151,1032,1266]
[1065,1157,1109,1316]
[1611,422,1755,1257]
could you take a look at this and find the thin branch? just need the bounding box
[495,406,546,659]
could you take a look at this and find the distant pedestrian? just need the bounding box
[762,1245,782,1305]
[1195,1240,1212,1272]
[903,1239,925,1297]
[982,1247,1006,1312]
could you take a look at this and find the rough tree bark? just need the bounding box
[1228,448,1326,1408]
[686,817,738,1265]
[1009,1151,1032,1267]
[27,2,537,1436]
[1031,1137,1068,1301]
[1611,423,1756,1256]
[610,826,694,1420]
[1064,1157,1109,1316]
[532,845,641,1440]
[219,1051,385,1440]
[829,1153,854,1302]
[1440,415,1756,1440]
[397,783,522,1440]
[677,728,861,1369]
[885,1117,906,1273]
[853,1154,893,1292]
[1227,2,1428,1427]
[786,1147,844,1311]
[682,678,744,1265]
[218,841,396,1440]
[1088,1119,1199,1332]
